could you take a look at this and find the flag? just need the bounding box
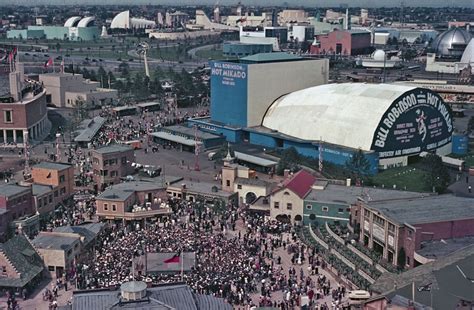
[164,252,180,264]
[44,58,53,68]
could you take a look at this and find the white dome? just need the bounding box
[461,39,474,64]
[77,16,95,28]
[64,16,81,27]
[372,49,386,61]
[262,83,418,151]
[111,10,130,29]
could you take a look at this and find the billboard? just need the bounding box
[371,88,453,159]
[210,61,248,127]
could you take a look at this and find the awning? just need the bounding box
[234,151,277,167]
[151,132,202,147]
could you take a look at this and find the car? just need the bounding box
[65,54,70,57]
[117,58,122,61]
[128,58,134,62]
[24,52,30,56]
[99,59,103,62]
[85,57,90,61]
[44,54,49,57]
[32,54,37,57]
[92,59,97,62]
[348,290,370,302]
[55,56,62,60]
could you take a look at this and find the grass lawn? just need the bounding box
[371,166,430,192]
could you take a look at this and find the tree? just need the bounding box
[422,153,450,193]
[397,247,406,270]
[276,147,300,175]
[345,149,371,180]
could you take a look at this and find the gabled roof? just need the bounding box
[273,169,316,199]
[0,234,44,288]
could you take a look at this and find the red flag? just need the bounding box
[164,253,180,263]
[44,58,53,68]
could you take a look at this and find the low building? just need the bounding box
[39,73,117,108]
[370,245,474,309]
[52,222,105,248]
[223,41,273,57]
[0,184,38,239]
[0,234,45,292]
[32,232,82,278]
[167,182,237,205]
[269,169,316,223]
[69,281,232,310]
[96,181,171,222]
[91,144,135,191]
[29,161,74,220]
[304,182,425,226]
[151,125,225,152]
[0,64,50,145]
[73,116,106,147]
[310,29,371,55]
[357,195,474,268]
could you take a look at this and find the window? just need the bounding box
[3,110,12,123]
[338,208,344,214]
[226,180,230,186]
[48,266,55,271]
[388,223,395,232]
[406,256,410,266]
[373,214,385,226]
[306,205,312,210]
[287,203,292,210]
[283,191,290,196]
[48,195,53,203]
[60,187,66,195]
[274,202,280,209]
[54,190,58,198]
[110,171,118,177]
[93,157,99,165]
[104,203,108,211]
[121,157,127,164]
[322,206,329,212]
[112,205,117,211]
[407,229,412,237]
[237,185,242,189]
[2,266,6,273]
[59,175,65,183]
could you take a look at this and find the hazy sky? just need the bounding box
[0,0,472,7]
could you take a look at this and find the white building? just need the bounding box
[110,11,156,29]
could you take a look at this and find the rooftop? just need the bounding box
[367,194,474,225]
[169,182,234,198]
[69,283,231,310]
[0,234,44,288]
[417,236,474,260]
[33,162,72,171]
[240,52,303,63]
[32,233,80,251]
[160,125,222,140]
[97,181,167,202]
[74,116,106,143]
[235,177,271,188]
[32,184,53,197]
[53,223,105,245]
[93,144,133,155]
[372,245,474,309]
[273,169,316,199]
[305,184,428,205]
[0,183,30,198]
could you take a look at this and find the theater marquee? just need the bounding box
[371,88,453,159]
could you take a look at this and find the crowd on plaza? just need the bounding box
[72,197,348,309]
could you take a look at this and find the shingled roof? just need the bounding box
[0,234,44,288]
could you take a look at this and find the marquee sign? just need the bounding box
[371,88,453,159]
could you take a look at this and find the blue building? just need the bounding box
[189,53,454,174]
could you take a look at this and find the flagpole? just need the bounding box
[180,251,184,281]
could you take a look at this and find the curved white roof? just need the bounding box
[130,17,156,29]
[262,83,417,151]
[77,16,95,28]
[461,39,473,64]
[64,16,81,27]
[111,10,130,29]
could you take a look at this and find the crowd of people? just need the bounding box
[72,197,349,308]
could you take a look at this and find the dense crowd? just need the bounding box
[73,198,348,308]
